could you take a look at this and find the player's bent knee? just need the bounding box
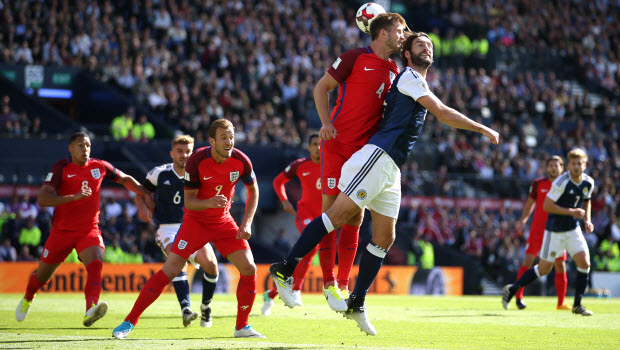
[237,262,256,276]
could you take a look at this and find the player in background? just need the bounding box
[503,148,595,316]
[311,12,406,312]
[114,119,265,339]
[514,156,570,310]
[262,134,322,315]
[271,32,500,335]
[16,132,150,326]
[135,135,219,328]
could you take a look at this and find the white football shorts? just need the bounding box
[540,226,589,262]
[157,223,199,268]
[338,144,401,219]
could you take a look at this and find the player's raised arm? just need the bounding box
[237,181,259,240]
[417,93,500,144]
[313,72,339,141]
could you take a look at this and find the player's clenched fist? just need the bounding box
[74,187,92,200]
[236,224,252,240]
[206,194,227,208]
[319,123,337,141]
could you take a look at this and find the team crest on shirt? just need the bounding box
[230,171,239,182]
[328,178,337,189]
[178,240,188,250]
[43,249,49,258]
[356,189,367,200]
[389,71,395,83]
[91,168,101,179]
[583,187,588,195]
[550,251,556,257]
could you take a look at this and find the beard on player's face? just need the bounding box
[410,50,432,69]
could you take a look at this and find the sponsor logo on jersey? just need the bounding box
[302,172,311,176]
[303,219,311,225]
[364,67,375,71]
[230,171,239,182]
[569,189,574,194]
[541,189,548,193]
[43,249,49,258]
[356,189,367,200]
[327,178,337,189]
[67,174,76,178]
[184,172,190,181]
[418,82,429,91]
[332,57,342,69]
[203,176,213,180]
[91,168,101,179]
[45,172,53,182]
[240,305,250,311]
[164,180,171,185]
[178,240,188,250]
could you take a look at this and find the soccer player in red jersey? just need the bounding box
[312,13,406,311]
[515,155,569,310]
[262,134,322,314]
[15,132,150,326]
[113,119,265,339]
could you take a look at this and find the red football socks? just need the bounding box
[292,245,319,291]
[318,230,337,285]
[25,272,48,301]
[84,260,102,310]
[337,224,359,290]
[236,274,256,330]
[125,270,171,325]
[555,271,568,306]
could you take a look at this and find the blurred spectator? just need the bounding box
[17,245,35,261]
[110,107,135,141]
[273,228,291,253]
[18,215,41,250]
[0,236,17,262]
[131,114,155,142]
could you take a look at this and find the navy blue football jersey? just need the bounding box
[144,163,185,225]
[545,171,595,232]
[368,67,430,167]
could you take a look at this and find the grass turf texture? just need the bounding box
[1,293,619,349]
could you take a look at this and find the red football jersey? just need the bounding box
[183,147,255,223]
[44,158,119,233]
[528,177,552,237]
[327,46,399,147]
[278,158,322,217]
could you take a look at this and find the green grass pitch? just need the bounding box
[1,293,619,349]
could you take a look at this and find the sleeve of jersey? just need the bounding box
[584,177,595,200]
[101,160,120,181]
[143,167,159,192]
[44,161,66,190]
[237,151,256,185]
[397,71,431,101]
[528,180,538,200]
[326,49,360,83]
[545,179,565,202]
[273,172,289,202]
[184,154,200,189]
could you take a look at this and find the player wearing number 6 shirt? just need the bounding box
[15,132,150,327]
[135,135,219,328]
[262,134,322,314]
[503,148,595,316]
[312,13,406,311]
[114,119,265,339]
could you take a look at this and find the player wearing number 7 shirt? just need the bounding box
[310,12,406,312]
[15,131,150,327]
[113,119,265,339]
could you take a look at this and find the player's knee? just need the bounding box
[203,260,218,275]
[237,261,256,276]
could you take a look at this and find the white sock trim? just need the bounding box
[576,267,590,274]
[321,213,335,232]
[172,276,188,282]
[203,273,218,283]
[534,265,541,278]
[366,242,387,258]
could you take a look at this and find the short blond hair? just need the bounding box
[567,148,588,162]
[172,135,194,148]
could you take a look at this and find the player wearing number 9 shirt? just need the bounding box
[311,12,406,310]
[113,119,265,339]
[16,131,150,327]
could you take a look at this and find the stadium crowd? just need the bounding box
[0,0,619,284]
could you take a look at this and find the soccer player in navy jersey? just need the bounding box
[135,135,219,328]
[503,148,595,316]
[271,32,500,335]
[15,132,149,327]
[114,119,265,339]
[262,134,322,314]
[311,12,406,312]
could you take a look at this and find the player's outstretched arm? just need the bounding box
[135,189,154,222]
[37,184,91,207]
[417,93,500,144]
[237,181,259,240]
[115,170,149,198]
[313,73,339,141]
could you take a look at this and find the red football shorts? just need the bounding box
[321,140,361,196]
[170,215,250,259]
[41,228,105,264]
[526,228,567,261]
[294,205,319,234]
